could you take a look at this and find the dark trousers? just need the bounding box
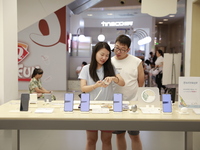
[156,72,166,95]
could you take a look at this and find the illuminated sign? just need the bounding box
[101,21,133,27]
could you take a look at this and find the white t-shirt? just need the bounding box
[111,54,141,101]
[155,56,164,71]
[76,66,82,76]
[78,64,118,101]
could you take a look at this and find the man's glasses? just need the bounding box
[114,47,128,53]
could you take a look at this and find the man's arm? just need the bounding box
[137,62,145,87]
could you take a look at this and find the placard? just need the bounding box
[178,77,200,108]
[137,87,160,107]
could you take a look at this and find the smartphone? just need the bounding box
[80,93,90,112]
[162,94,172,113]
[20,93,30,111]
[64,93,74,112]
[113,93,123,112]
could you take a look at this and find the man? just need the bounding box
[76,61,87,77]
[111,35,144,150]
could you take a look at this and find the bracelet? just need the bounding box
[115,76,119,83]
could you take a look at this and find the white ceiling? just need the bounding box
[75,0,185,25]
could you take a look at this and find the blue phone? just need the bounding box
[162,94,172,113]
[113,93,123,112]
[64,93,74,112]
[80,93,90,112]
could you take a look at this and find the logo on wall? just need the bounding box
[18,6,66,82]
[18,42,29,63]
[18,42,39,81]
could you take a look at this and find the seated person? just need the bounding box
[29,68,56,100]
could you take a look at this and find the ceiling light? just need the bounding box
[87,14,93,16]
[169,15,175,17]
[98,34,105,42]
[98,29,105,42]
[159,22,163,24]
[163,19,168,21]
[107,13,113,15]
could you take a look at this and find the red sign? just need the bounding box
[18,43,29,63]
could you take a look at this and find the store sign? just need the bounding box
[101,21,133,27]
[18,42,40,81]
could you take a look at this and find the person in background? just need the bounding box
[155,49,168,94]
[76,61,87,77]
[149,51,156,68]
[79,42,125,150]
[29,68,55,99]
[111,35,144,150]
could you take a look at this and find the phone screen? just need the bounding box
[113,93,123,112]
[64,93,74,112]
[80,93,90,112]
[162,94,172,113]
[20,93,30,111]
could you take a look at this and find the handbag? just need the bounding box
[152,68,160,76]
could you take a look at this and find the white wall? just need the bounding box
[0,0,18,104]
[17,0,74,31]
[185,0,196,76]
[18,8,67,91]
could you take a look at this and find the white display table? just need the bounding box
[0,100,199,150]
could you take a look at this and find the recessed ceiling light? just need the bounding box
[163,19,168,21]
[87,14,93,16]
[169,15,175,17]
[107,13,113,15]
[159,22,163,24]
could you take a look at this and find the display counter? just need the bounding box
[0,100,199,150]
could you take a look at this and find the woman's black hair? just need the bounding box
[89,42,115,82]
[157,49,164,57]
[31,68,43,78]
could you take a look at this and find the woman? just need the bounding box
[79,42,125,150]
[29,68,53,98]
[155,49,168,94]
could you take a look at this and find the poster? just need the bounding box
[178,77,200,108]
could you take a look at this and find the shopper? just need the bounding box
[76,61,87,77]
[79,42,125,150]
[29,68,55,100]
[155,49,168,94]
[111,35,144,150]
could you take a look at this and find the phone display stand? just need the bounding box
[44,94,52,102]
[129,110,139,114]
[64,111,74,114]
[176,107,189,115]
[137,87,160,108]
[29,94,38,104]
[92,108,109,114]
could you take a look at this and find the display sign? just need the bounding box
[101,21,133,27]
[178,77,200,108]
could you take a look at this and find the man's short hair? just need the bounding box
[82,61,87,65]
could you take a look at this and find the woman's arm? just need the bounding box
[112,74,125,86]
[34,87,51,93]
[80,79,103,93]
[103,75,125,86]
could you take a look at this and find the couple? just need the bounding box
[78,35,144,150]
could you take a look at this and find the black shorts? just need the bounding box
[112,130,140,135]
